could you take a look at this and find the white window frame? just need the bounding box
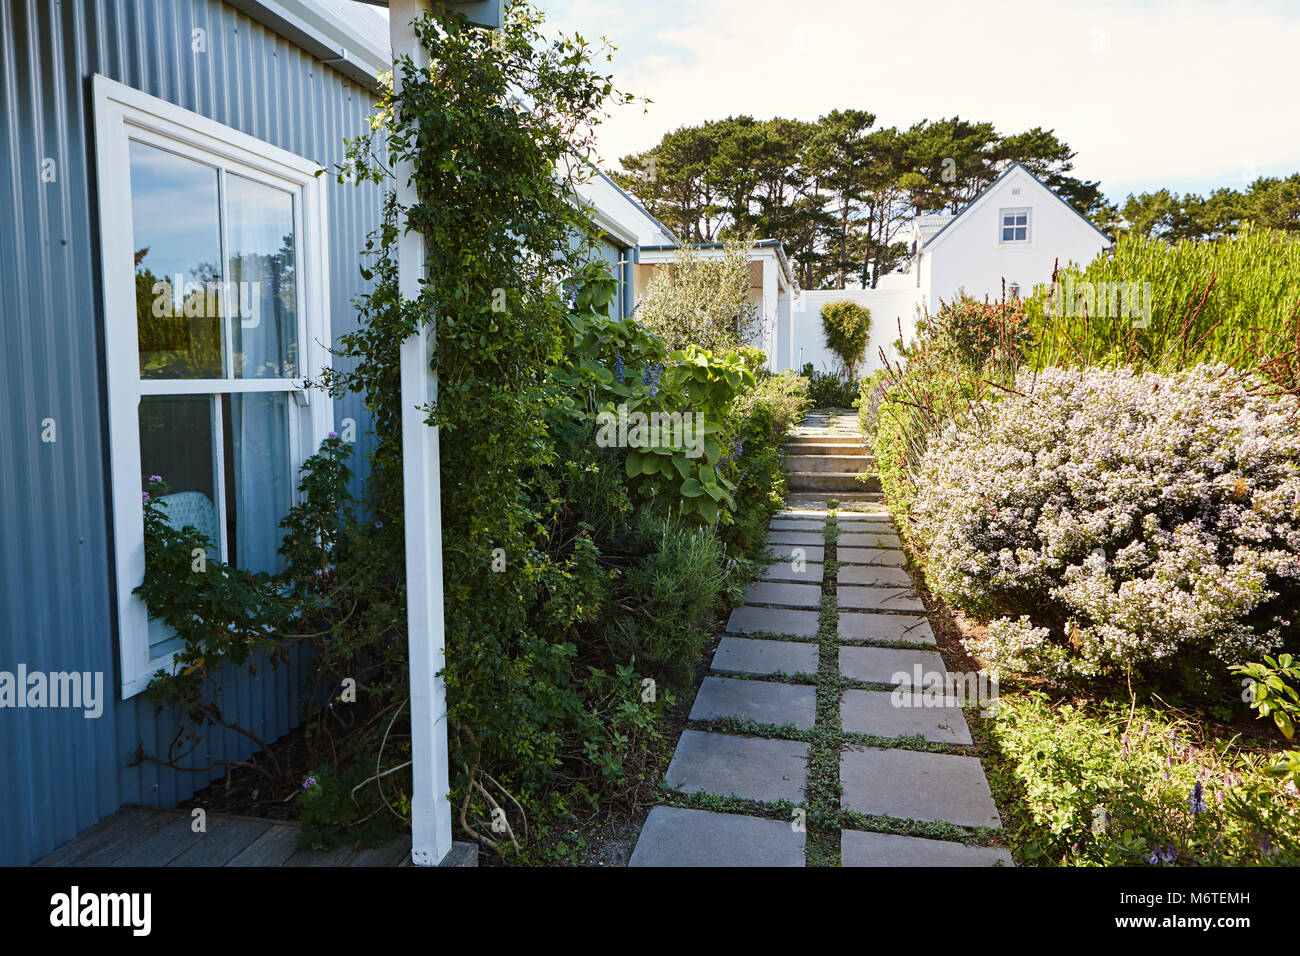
[93,75,334,698]
[998,206,1032,244]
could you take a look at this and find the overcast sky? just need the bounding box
[535,0,1300,206]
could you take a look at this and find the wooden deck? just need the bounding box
[34,806,477,867]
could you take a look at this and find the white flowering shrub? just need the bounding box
[911,365,1300,681]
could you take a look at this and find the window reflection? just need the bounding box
[129,140,225,379]
[227,174,298,378]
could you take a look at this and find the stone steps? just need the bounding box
[785,453,874,474]
[784,411,876,495]
[787,471,881,493]
[783,441,870,456]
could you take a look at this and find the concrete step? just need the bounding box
[783,442,869,457]
[787,472,882,493]
[785,454,873,474]
[786,434,864,446]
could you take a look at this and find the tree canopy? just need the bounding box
[613,113,1104,290]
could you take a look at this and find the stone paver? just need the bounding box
[761,561,824,583]
[840,830,1011,867]
[840,689,972,744]
[767,543,825,562]
[837,646,946,684]
[837,547,905,566]
[837,518,895,531]
[634,413,1005,868]
[666,731,809,803]
[690,676,816,730]
[712,636,819,677]
[770,518,826,531]
[837,504,891,516]
[630,807,805,867]
[838,532,902,549]
[837,564,912,587]
[838,612,935,645]
[839,747,1002,828]
[766,530,825,546]
[743,580,823,608]
[838,586,925,613]
[727,605,820,637]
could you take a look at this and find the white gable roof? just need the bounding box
[921,161,1111,252]
[572,170,680,248]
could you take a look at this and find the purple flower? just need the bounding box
[141,492,150,503]
[303,776,318,790]
[148,474,162,483]
[328,431,338,440]
[1148,843,1177,865]
[1189,781,1206,814]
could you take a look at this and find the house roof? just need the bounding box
[226,0,391,86]
[921,161,1112,251]
[638,239,797,289]
[228,2,497,88]
[577,169,682,248]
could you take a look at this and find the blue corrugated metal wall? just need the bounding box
[0,0,381,865]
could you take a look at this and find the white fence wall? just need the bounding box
[782,286,922,375]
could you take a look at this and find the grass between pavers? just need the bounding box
[654,501,1009,862]
[805,513,844,867]
[686,715,977,757]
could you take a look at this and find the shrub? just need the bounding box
[820,300,872,380]
[923,294,1032,372]
[735,370,811,442]
[635,234,759,353]
[910,365,1300,684]
[987,692,1300,866]
[607,513,730,690]
[855,369,889,440]
[800,363,859,408]
[723,400,788,556]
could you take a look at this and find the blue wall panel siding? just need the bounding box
[0,0,381,865]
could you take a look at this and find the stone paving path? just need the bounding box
[630,411,1010,867]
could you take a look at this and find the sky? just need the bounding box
[531,0,1300,206]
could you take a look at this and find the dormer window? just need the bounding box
[1000,207,1031,242]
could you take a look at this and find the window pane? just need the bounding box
[227,175,298,379]
[1002,227,1015,241]
[1015,227,1027,240]
[129,141,224,379]
[222,393,292,573]
[139,394,220,553]
[1016,214,1027,226]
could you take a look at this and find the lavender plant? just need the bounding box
[910,365,1300,682]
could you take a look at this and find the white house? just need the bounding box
[608,161,1112,376]
[908,161,1113,310]
[782,162,1113,375]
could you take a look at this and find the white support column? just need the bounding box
[391,0,453,867]
[762,255,779,373]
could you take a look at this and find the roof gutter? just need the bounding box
[225,0,390,87]
[229,1,503,89]
[638,238,797,289]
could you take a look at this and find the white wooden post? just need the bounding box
[390,0,453,867]
[762,255,779,372]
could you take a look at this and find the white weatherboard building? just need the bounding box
[908,162,1115,314]
[606,161,1113,376]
